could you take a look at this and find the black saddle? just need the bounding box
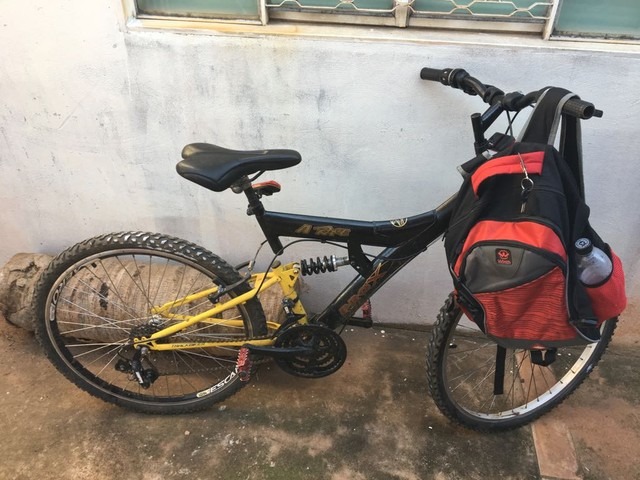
[176,143,302,192]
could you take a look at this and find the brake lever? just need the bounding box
[500,91,530,111]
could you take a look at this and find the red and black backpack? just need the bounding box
[444,88,626,352]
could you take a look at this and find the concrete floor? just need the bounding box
[1,317,639,480]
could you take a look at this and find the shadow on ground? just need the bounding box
[1,317,638,480]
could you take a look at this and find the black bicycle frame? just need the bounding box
[244,187,457,328]
[234,90,510,328]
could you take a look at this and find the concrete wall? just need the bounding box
[1,0,639,325]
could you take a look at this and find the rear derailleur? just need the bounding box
[115,324,161,388]
[115,346,159,389]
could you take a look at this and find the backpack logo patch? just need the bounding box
[496,248,513,265]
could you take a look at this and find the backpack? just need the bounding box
[444,88,626,352]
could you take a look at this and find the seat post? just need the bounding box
[243,187,265,217]
[235,177,284,254]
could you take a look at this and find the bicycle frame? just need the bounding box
[254,191,457,324]
[137,75,518,351]
[138,191,457,351]
[139,262,304,349]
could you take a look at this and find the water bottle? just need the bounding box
[575,238,612,285]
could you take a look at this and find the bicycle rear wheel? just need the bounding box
[34,232,267,414]
[426,293,616,431]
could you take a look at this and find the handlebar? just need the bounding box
[420,67,603,120]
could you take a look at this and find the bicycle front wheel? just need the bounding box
[426,293,616,431]
[34,232,267,414]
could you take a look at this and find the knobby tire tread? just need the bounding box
[425,293,617,432]
[34,231,267,414]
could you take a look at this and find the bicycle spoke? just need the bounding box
[96,258,143,319]
[429,296,615,429]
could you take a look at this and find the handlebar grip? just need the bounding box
[420,67,603,119]
[562,98,603,119]
[420,67,476,94]
[420,67,446,82]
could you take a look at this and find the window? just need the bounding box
[268,0,552,32]
[552,0,640,40]
[127,0,640,41]
[135,0,266,23]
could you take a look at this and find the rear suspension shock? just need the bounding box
[300,255,349,276]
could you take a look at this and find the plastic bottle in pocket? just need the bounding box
[575,238,612,286]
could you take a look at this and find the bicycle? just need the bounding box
[33,67,616,431]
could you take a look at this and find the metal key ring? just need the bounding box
[521,177,534,191]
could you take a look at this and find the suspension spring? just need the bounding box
[300,255,349,276]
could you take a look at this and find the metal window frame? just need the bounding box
[121,0,269,26]
[268,0,553,32]
[545,0,640,43]
[121,0,626,40]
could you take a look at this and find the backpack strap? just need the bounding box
[560,114,585,198]
[518,87,585,198]
[518,89,602,340]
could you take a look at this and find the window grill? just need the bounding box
[129,0,640,40]
[266,0,554,30]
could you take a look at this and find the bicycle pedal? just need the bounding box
[236,347,252,382]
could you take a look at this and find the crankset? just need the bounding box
[272,324,347,378]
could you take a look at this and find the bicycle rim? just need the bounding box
[429,297,615,430]
[43,247,257,409]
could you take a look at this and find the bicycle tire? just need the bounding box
[426,293,616,431]
[34,231,267,414]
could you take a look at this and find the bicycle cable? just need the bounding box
[246,238,355,300]
[504,106,529,137]
[246,233,442,331]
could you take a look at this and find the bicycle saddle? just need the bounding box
[177,143,302,192]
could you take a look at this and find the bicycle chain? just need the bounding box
[127,334,273,376]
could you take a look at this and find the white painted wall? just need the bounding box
[1,0,639,325]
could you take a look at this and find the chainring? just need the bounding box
[274,324,347,378]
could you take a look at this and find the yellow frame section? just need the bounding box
[135,262,306,350]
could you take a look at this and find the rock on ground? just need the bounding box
[0,253,52,331]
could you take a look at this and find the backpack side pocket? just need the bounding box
[584,247,626,322]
